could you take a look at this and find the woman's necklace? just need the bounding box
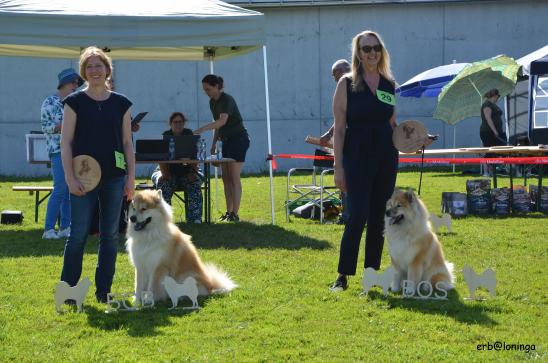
[86,89,109,112]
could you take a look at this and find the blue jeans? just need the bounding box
[45,153,70,230]
[60,176,125,300]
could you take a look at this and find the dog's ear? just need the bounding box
[156,189,163,200]
[405,188,415,203]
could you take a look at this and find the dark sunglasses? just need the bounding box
[360,44,382,53]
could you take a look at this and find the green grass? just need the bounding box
[0,170,546,362]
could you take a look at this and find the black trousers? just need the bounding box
[337,125,398,275]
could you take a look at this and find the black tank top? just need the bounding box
[63,91,132,178]
[345,74,395,128]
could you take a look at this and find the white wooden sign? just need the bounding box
[401,280,449,300]
[105,291,155,313]
[463,265,496,300]
[361,266,396,296]
[162,276,200,310]
[54,278,91,313]
[429,213,452,233]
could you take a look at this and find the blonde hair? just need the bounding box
[350,30,394,92]
[79,46,113,82]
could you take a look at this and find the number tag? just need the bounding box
[376,89,395,106]
[114,151,126,170]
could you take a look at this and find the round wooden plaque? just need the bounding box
[72,155,101,192]
[392,120,429,153]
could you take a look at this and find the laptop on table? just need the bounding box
[135,139,168,161]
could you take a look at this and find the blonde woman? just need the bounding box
[330,31,398,291]
[60,46,135,303]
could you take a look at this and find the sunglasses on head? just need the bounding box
[360,44,382,53]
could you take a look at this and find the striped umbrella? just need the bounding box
[434,55,520,125]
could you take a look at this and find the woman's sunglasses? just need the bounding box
[360,44,382,53]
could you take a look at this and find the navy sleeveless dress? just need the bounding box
[337,75,398,275]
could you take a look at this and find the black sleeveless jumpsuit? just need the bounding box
[337,75,398,275]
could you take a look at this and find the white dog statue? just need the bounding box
[362,266,396,296]
[429,213,452,233]
[463,265,496,300]
[162,276,200,310]
[54,278,91,313]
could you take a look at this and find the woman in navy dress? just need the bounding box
[330,30,399,291]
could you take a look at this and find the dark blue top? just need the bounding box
[345,75,395,128]
[63,91,132,178]
[209,92,247,140]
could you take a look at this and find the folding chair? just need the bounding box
[285,149,340,223]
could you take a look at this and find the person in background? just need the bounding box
[480,88,506,177]
[151,112,203,223]
[320,59,351,225]
[60,46,135,303]
[40,68,83,239]
[194,74,250,222]
[330,30,399,291]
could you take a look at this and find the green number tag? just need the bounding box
[114,151,126,170]
[376,89,396,106]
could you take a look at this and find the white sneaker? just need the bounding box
[192,220,202,224]
[42,229,59,239]
[58,227,71,238]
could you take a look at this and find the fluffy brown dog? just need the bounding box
[126,190,237,304]
[384,189,454,295]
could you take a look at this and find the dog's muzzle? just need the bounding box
[130,216,152,231]
[389,214,404,225]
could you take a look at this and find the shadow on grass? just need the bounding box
[0,222,331,257]
[84,294,224,337]
[0,228,128,258]
[175,221,331,250]
[367,289,500,326]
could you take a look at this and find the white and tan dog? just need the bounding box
[385,189,454,295]
[126,190,237,304]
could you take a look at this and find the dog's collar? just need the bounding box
[133,217,152,231]
[390,214,404,225]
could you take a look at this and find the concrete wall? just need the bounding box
[0,0,547,176]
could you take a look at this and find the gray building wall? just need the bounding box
[0,0,546,176]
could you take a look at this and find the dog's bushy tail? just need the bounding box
[446,262,455,284]
[205,263,238,293]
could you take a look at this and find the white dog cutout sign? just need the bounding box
[463,265,496,300]
[361,266,396,296]
[429,213,452,233]
[162,276,200,310]
[105,291,155,313]
[54,278,91,313]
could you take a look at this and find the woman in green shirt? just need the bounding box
[194,74,250,222]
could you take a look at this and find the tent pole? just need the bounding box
[504,96,510,144]
[209,58,219,215]
[263,45,275,224]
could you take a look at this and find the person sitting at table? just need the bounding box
[151,112,203,223]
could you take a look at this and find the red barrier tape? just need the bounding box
[267,153,548,170]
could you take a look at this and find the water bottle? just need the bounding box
[168,137,175,160]
[216,140,223,160]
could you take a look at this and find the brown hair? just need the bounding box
[79,46,113,82]
[484,88,500,99]
[168,112,186,125]
[350,30,395,92]
[202,74,224,89]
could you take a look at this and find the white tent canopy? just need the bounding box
[0,0,264,60]
[0,0,277,223]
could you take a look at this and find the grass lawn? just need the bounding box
[0,169,546,362]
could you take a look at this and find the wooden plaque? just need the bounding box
[393,120,429,153]
[72,155,101,192]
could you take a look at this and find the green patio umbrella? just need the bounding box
[434,55,520,124]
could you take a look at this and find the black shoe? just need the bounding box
[330,275,348,291]
[226,212,240,222]
[96,293,108,304]
[219,212,230,222]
